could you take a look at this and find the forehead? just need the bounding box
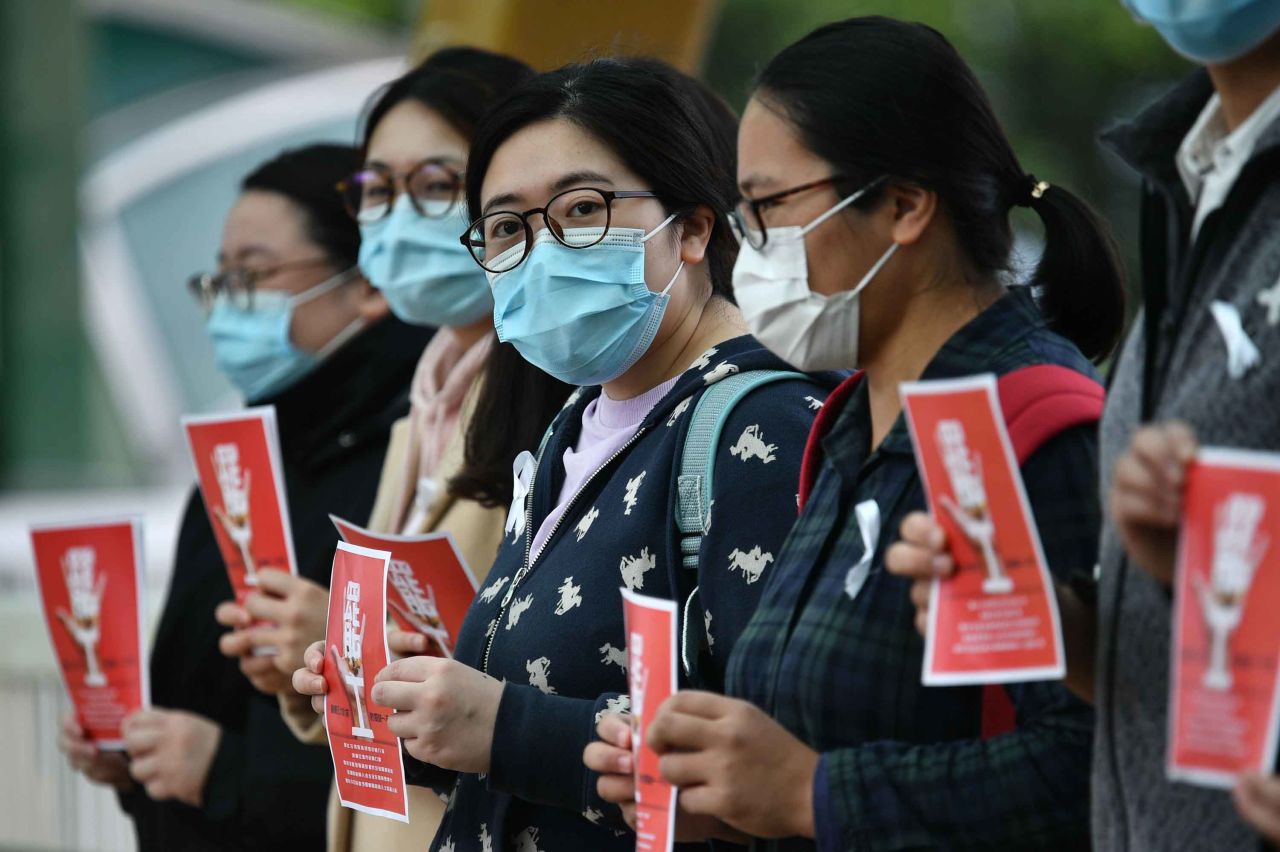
[220,190,312,258]
[366,100,469,172]
[479,118,646,210]
[737,96,831,191]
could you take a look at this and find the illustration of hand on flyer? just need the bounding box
[333,581,373,738]
[1197,493,1269,691]
[55,546,108,687]
[386,559,453,659]
[936,420,1012,594]
[211,443,260,586]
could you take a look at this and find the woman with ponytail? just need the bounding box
[587,16,1122,849]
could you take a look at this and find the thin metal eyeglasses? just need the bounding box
[460,187,661,274]
[187,257,333,311]
[728,175,854,250]
[337,159,465,225]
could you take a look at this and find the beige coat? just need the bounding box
[281,383,506,852]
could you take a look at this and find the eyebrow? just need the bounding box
[738,173,777,197]
[219,244,276,265]
[482,170,618,215]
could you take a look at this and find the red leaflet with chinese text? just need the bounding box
[324,542,408,822]
[330,515,477,659]
[1169,448,1280,788]
[182,407,297,605]
[30,519,149,749]
[621,588,677,852]
[901,374,1065,685]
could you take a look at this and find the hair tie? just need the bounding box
[1017,175,1050,208]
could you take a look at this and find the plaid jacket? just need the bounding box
[725,288,1100,851]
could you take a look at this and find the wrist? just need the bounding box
[788,744,819,839]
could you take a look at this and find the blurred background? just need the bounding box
[0,0,1185,848]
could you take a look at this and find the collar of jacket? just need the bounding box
[1101,69,1280,197]
[257,316,434,471]
[549,333,846,439]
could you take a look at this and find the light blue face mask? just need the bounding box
[206,267,364,401]
[487,215,684,387]
[358,195,493,327]
[1124,0,1280,63]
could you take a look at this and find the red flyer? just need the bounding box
[621,588,677,852]
[30,518,149,749]
[324,541,408,822]
[330,515,477,659]
[901,374,1065,686]
[182,406,297,605]
[1168,447,1280,788]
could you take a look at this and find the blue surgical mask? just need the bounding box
[206,268,364,401]
[1124,0,1280,63]
[358,195,492,327]
[487,215,683,386]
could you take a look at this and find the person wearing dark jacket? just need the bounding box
[316,58,835,851]
[58,143,431,851]
[592,18,1127,850]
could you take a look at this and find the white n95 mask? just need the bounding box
[733,185,898,371]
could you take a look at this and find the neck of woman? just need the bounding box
[1209,31,1280,131]
[862,273,1004,449]
[448,314,495,352]
[602,290,746,401]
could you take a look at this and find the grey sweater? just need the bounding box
[1094,70,1280,850]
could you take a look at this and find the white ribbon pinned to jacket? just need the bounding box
[506,450,536,539]
[1210,300,1261,380]
[845,499,881,601]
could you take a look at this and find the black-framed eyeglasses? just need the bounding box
[728,175,855,250]
[337,159,464,224]
[187,257,333,312]
[460,187,661,273]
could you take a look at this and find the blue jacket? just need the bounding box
[410,334,839,851]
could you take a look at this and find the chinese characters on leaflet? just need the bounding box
[621,588,678,852]
[29,519,149,748]
[1169,448,1280,787]
[900,374,1066,685]
[323,541,409,821]
[330,516,478,658]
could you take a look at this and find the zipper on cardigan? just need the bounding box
[482,426,650,673]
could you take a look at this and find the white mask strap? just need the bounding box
[641,211,680,243]
[850,242,899,298]
[314,316,366,360]
[289,265,360,308]
[660,260,686,296]
[800,185,873,237]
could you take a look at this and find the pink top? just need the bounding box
[392,327,493,534]
[529,376,680,562]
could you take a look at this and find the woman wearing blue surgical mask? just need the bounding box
[587,17,1128,850]
[213,49,572,852]
[57,144,431,852]
[292,57,835,851]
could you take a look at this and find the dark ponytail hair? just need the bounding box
[242,143,360,269]
[465,57,741,301]
[359,47,535,155]
[756,17,1125,361]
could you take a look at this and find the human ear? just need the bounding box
[885,183,936,247]
[676,204,716,266]
[350,277,390,323]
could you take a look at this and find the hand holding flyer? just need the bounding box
[621,588,678,852]
[1169,448,1280,788]
[323,542,408,822]
[901,374,1065,685]
[330,516,477,659]
[182,407,296,605]
[30,519,149,748]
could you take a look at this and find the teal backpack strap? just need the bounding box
[675,369,804,680]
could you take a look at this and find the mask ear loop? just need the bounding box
[799,184,874,236]
[288,265,361,307]
[641,212,685,296]
[850,242,899,298]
